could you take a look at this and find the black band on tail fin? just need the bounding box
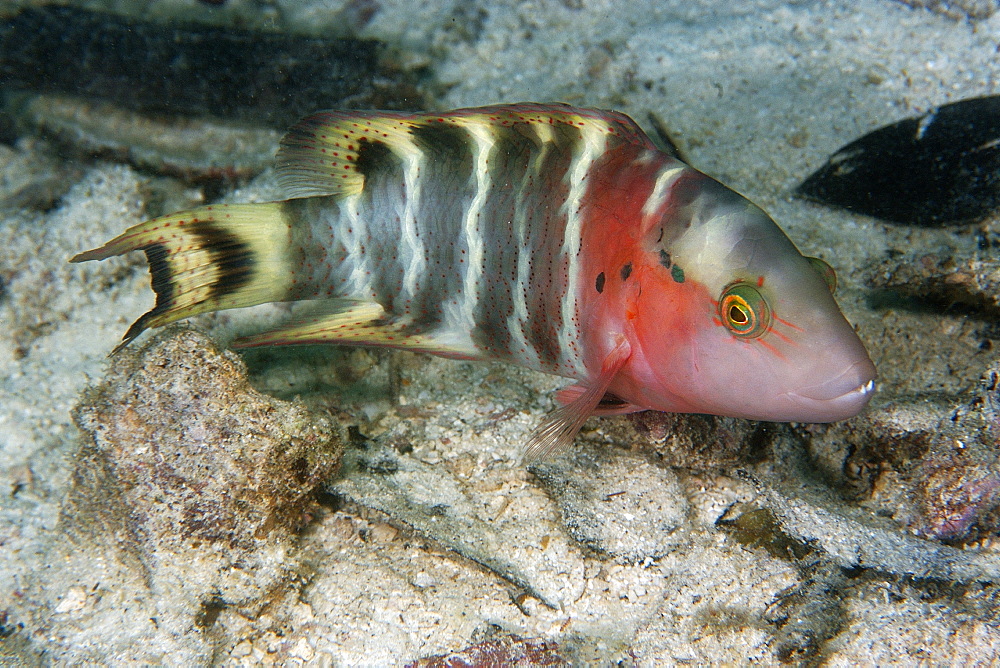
[72,202,295,352]
[112,244,175,352]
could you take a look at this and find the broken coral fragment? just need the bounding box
[9,93,282,181]
[71,327,344,557]
[912,360,1000,542]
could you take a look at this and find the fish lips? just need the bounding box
[783,359,877,421]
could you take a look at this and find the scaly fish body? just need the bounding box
[73,103,876,458]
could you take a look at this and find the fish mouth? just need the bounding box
[837,378,876,401]
[784,360,877,420]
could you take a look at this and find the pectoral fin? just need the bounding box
[554,385,645,416]
[522,336,632,462]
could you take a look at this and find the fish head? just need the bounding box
[624,176,876,422]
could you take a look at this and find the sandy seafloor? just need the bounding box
[2,0,1000,664]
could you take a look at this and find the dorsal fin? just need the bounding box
[276,110,418,199]
[276,103,659,200]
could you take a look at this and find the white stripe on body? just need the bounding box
[455,122,497,337]
[397,138,427,302]
[642,164,686,222]
[339,192,373,297]
[556,123,608,376]
[506,121,557,369]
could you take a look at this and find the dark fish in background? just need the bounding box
[797,95,1000,225]
[0,5,419,129]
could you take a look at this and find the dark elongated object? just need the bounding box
[797,95,1000,225]
[0,6,415,128]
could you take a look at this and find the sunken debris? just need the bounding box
[797,95,1000,225]
[9,93,284,182]
[0,5,421,129]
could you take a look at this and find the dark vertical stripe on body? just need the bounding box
[410,122,475,163]
[405,121,476,327]
[471,120,581,372]
[522,121,582,371]
[469,123,537,358]
[354,138,395,181]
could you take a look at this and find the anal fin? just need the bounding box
[232,300,480,360]
[522,336,632,462]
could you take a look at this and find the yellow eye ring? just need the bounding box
[719,283,771,339]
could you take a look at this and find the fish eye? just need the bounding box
[719,283,771,339]
[806,256,837,294]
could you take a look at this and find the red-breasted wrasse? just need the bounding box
[72,103,876,460]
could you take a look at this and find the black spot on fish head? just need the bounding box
[596,271,606,294]
[620,262,633,281]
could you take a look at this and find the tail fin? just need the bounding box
[72,202,295,352]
